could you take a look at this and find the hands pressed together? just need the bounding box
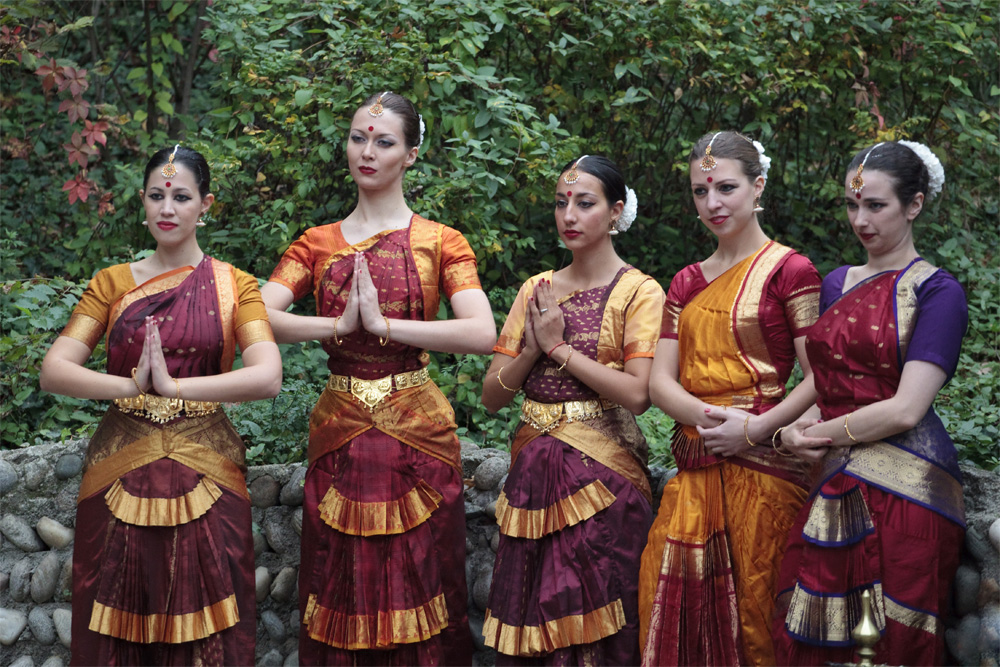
[132,316,180,397]
[523,278,566,358]
[330,252,390,341]
[697,405,831,462]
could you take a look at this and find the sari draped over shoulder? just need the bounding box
[268,216,480,666]
[483,267,665,666]
[639,241,821,666]
[773,258,967,666]
[61,256,272,666]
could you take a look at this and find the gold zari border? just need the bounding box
[801,486,874,545]
[494,480,616,539]
[104,477,222,526]
[317,479,442,536]
[483,599,626,656]
[885,594,941,635]
[236,319,275,349]
[88,593,239,643]
[79,418,248,502]
[61,313,105,350]
[303,592,448,649]
[785,582,885,645]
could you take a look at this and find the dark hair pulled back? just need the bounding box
[558,155,626,205]
[688,131,763,182]
[143,146,211,198]
[846,141,930,207]
[359,92,421,149]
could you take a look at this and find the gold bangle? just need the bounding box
[380,316,390,347]
[844,412,858,443]
[173,377,182,400]
[332,316,342,346]
[496,366,520,393]
[131,367,143,396]
[772,427,794,456]
[743,414,756,447]
[556,347,574,371]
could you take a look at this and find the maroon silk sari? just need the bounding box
[71,258,255,666]
[297,227,473,666]
[484,268,655,666]
[773,260,965,665]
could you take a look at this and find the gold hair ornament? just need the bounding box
[700,132,722,171]
[161,144,180,178]
[564,155,588,184]
[368,92,388,118]
[850,142,885,198]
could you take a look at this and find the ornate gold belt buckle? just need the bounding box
[184,400,220,417]
[350,376,393,412]
[564,399,602,423]
[521,400,564,433]
[143,395,184,424]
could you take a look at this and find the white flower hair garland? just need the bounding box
[418,114,425,147]
[611,186,638,234]
[898,140,945,200]
[752,140,771,181]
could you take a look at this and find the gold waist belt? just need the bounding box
[113,395,220,425]
[520,397,619,434]
[326,367,431,412]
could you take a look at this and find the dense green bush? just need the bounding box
[2,0,996,467]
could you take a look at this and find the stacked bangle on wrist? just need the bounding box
[772,427,794,456]
[380,316,391,347]
[547,341,566,357]
[844,412,858,443]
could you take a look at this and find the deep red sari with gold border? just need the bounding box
[63,257,272,666]
[269,217,481,666]
[772,259,967,666]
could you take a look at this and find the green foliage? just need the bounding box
[1,277,105,446]
[2,0,997,468]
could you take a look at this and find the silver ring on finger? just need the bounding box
[539,308,549,314]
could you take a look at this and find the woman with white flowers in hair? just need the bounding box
[638,131,823,665]
[481,155,665,665]
[261,91,496,665]
[771,141,966,665]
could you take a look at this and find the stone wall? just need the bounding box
[1,439,998,666]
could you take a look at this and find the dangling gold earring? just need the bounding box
[141,220,149,226]
[753,196,763,213]
[196,217,207,227]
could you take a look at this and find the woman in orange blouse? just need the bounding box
[40,145,282,665]
[260,92,496,666]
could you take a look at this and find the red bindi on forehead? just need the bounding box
[707,177,712,183]
[567,191,572,196]
[165,182,171,188]
[368,126,374,132]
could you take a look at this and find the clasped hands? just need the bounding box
[330,252,390,340]
[131,316,182,397]
[520,278,566,358]
[699,406,830,462]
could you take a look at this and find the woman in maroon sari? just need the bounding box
[40,145,282,665]
[772,140,967,665]
[480,155,664,665]
[260,91,496,666]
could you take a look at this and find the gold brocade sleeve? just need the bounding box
[62,313,105,350]
[232,269,275,350]
[60,264,134,348]
[268,225,343,302]
[440,226,482,296]
[236,320,275,350]
[494,274,549,357]
[785,290,820,334]
[623,278,665,360]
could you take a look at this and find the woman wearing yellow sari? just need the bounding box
[638,131,821,665]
